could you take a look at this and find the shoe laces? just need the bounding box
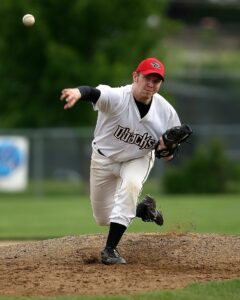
[106,247,121,258]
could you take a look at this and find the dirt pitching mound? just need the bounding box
[0,232,240,297]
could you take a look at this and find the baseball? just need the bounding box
[22,14,35,26]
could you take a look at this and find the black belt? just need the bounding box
[97,149,105,157]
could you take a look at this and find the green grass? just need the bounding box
[0,194,239,239]
[0,195,106,239]
[0,279,239,300]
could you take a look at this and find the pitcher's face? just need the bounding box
[132,72,162,103]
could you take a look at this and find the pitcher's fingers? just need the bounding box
[60,92,68,101]
[60,89,70,101]
[64,98,77,109]
[64,102,71,109]
[66,94,76,103]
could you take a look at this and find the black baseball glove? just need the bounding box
[155,124,193,159]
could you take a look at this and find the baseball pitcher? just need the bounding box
[60,57,192,265]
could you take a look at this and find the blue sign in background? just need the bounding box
[0,142,24,177]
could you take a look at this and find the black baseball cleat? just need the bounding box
[101,247,126,265]
[136,195,164,226]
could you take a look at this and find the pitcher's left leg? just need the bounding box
[110,152,155,227]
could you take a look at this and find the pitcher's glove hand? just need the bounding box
[155,124,193,159]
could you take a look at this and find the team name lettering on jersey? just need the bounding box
[114,125,156,150]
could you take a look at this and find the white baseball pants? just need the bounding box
[90,150,155,228]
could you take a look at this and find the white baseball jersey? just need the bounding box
[92,84,180,162]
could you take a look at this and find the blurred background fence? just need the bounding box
[1,123,239,196]
[0,0,239,196]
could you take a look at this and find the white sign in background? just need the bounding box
[0,136,29,192]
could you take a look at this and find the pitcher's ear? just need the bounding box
[132,71,138,82]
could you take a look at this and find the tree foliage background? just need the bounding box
[0,0,173,128]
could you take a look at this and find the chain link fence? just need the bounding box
[0,123,239,196]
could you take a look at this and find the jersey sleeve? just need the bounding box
[168,107,181,128]
[94,84,124,114]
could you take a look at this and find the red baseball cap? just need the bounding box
[135,57,165,80]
